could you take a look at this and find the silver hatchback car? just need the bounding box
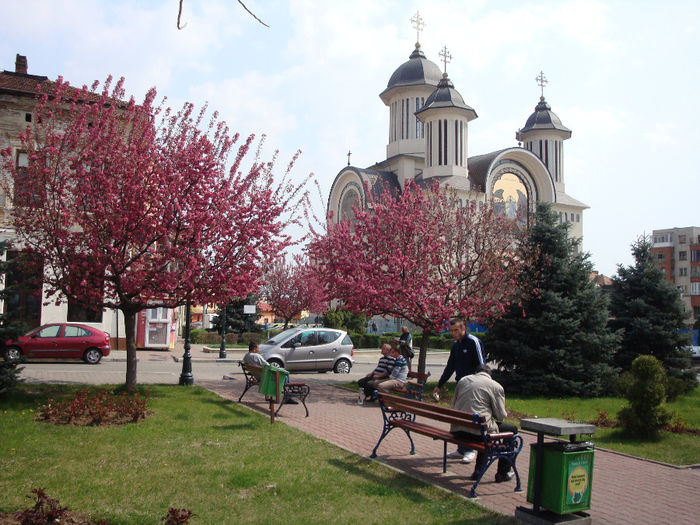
[259,327,354,373]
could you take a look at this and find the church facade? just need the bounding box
[327,39,586,240]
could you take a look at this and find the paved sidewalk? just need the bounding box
[199,376,700,525]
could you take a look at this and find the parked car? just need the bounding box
[259,327,354,373]
[4,323,111,364]
[690,346,700,361]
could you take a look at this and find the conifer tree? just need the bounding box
[485,203,619,397]
[609,236,696,392]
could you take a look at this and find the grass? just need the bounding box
[0,384,512,524]
[346,381,700,466]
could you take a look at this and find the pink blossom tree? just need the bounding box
[1,76,308,388]
[307,181,524,374]
[260,256,327,329]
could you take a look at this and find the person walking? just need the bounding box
[451,364,517,483]
[433,318,485,463]
[394,326,414,370]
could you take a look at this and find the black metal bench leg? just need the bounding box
[443,441,447,473]
[238,383,252,403]
[370,426,393,458]
[401,429,416,455]
[300,397,309,417]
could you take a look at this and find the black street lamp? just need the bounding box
[179,299,194,385]
[219,303,227,359]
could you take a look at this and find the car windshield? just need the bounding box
[263,328,300,345]
[24,325,48,337]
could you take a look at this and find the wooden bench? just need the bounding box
[238,361,311,417]
[370,392,523,498]
[391,371,430,400]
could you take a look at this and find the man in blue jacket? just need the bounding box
[433,318,485,463]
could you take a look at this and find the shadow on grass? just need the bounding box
[328,457,512,525]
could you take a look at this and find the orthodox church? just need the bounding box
[327,22,586,241]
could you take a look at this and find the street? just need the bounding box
[13,347,451,386]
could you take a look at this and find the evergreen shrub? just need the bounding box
[617,355,672,439]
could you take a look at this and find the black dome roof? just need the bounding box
[519,96,571,136]
[381,45,442,97]
[415,75,477,121]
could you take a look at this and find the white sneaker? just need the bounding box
[446,450,463,459]
[462,451,476,463]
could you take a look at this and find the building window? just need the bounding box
[691,266,700,278]
[657,252,665,260]
[438,120,442,165]
[679,234,687,244]
[692,249,700,262]
[679,251,688,261]
[679,267,688,277]
[443,119,448,166]
[67,300,103,323]
[691,282,700,295]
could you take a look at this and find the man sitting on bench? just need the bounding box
[451,364,517,483]
[243,341,295,403]
[243,341,268,367]
[358,343,395,402]
[376,345,408,393]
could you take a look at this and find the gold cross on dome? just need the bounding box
[410,11,425,45]
[347,150,351,166]
[536,70,548,97]
[439,45,452,75]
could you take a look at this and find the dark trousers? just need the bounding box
[453,422,518,475]
[358,376,380,398]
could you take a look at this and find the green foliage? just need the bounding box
[609,236,697,393]
[617,355,672,439]
[0,360,24,394]
[485,203,620,397]
[210,294,262,334]
[323,308,366,333]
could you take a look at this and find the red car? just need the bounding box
[4,323,111,364]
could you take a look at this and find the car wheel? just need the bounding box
[4,346,22,362]
[268,358,284,369]
[334,358,351,374]
[83,348,102,364]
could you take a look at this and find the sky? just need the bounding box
[2,0,699,277]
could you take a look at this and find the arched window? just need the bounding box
[492,172,530,228]
[339,185,362,224]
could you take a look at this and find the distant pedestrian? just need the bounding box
[371,321,378,333]
[394,326,414,370]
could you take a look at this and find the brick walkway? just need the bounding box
[200,376,700,524]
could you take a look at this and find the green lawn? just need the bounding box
[0,384,512,524]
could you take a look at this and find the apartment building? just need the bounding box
[651,226,700,324]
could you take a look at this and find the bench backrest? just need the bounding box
[378,392,487,434]
[239,361,263,380]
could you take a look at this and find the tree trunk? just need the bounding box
[123,309,138,389]
[417,327,430,376]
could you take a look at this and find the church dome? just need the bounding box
[380,45,442,98]
[518,96,571,137]
[415,74,477,121]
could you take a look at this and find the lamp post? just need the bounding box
[179,299,194,385]
[219,303,227,359]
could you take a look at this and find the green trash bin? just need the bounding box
[526,441,594,514]
[259,363,289,399]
